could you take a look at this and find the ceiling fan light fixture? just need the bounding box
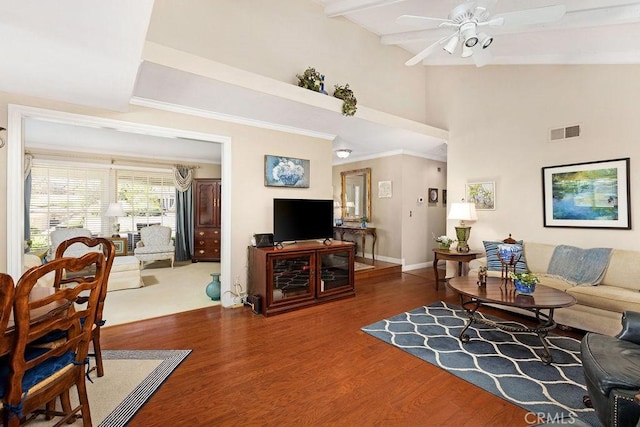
[478,32,493,49]
[460,22,478,48]
[461,44,473,58]
[335,149,352,159]
[442,34,459,54]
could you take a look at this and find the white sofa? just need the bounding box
[469,241,640,336]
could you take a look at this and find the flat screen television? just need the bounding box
[273,198,334,243]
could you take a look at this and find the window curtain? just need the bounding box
[173,166,194,262]
[24,154,33,250]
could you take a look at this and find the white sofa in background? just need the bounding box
[469,241,640,336]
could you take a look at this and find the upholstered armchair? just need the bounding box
[134,225,175,269]
[49,227,94,258]
[581,310,640,427]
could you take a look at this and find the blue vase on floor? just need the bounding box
[206,273,221,301]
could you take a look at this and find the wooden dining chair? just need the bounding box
[54,236,115,377]
[0,252,106,426]
[0,273,15,357]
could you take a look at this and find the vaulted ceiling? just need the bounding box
[315,0,640,66]
[1,0,638,164]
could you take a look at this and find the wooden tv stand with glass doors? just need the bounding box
[247,240,355,316]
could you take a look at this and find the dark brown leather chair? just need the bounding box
[581,310,640,426]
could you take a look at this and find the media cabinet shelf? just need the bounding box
[247,241,356,316]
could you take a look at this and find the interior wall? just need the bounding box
[0,92,332,305]
[424,65,640,250]
[333,154,447,266]
[333,157,402,261]
[401,155,447,269]
[146,0,427,122]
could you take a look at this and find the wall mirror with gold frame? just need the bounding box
[341,168,371,222]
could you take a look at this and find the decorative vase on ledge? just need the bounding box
[206,273,221,301]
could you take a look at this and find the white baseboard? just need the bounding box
[403,261,432,271]
[359,254,402,264]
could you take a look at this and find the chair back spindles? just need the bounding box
[53,236,115,377]
[3,252,105,426]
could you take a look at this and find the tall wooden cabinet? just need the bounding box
[248,241,355,316]
[193,178,221,262]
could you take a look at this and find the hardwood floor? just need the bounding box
[101,268,585,426]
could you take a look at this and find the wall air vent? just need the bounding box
[549,125,581,142]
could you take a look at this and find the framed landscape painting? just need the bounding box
[264,155,310,188]
[542,158,631,229]
[466,182,495,210]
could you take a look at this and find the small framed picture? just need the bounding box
[466,182,495,210]
[428,188,439,203]
[442,189,447,205]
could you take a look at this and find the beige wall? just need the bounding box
[401,155,447,268]
[0,92,333,305]
[147,0,427,122]
[425,65,640,251]
[333,155,447,267]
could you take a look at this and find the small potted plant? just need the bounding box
[508,271,540,295]
[333,84,357,116]
[434,235,455,250]
[360,216,369,228]
[296,67,323,92]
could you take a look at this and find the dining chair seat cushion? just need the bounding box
[28,316,105,350]
[0,349,75,397]
[134,244,175,255]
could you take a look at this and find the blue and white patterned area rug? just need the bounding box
[362,302,600,426]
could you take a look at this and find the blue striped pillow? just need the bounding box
[483,240,528,273]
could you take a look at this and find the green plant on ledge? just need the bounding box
[296,67,323,92]
[333,84,357,116]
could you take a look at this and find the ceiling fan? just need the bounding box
[398,1,566,67]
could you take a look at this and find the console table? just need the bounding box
[334,226,377,261]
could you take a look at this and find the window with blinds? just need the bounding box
[29,164,109,248]
[116,170,176,235]
[29,163,176,250]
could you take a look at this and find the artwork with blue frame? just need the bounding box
[264,155,310,188]
[542,157,631,229]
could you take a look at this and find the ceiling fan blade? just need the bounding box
[405,34,455,66]
[492,4,566,27]
[396,14,451,28]
[473,0,498,21]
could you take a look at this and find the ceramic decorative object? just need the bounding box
[497,244,523,264]
[439,243,451,250]
[206,273,221,301]
[509,272,539,295]
[514,279,536,295]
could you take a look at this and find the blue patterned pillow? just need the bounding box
[483,240,528,273]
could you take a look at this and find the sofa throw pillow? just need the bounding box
[483,240,528,273]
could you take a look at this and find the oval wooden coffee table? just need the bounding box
[447,276,577,364]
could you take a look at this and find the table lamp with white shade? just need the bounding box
[105,202,125,237]
[448,200,478,253]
